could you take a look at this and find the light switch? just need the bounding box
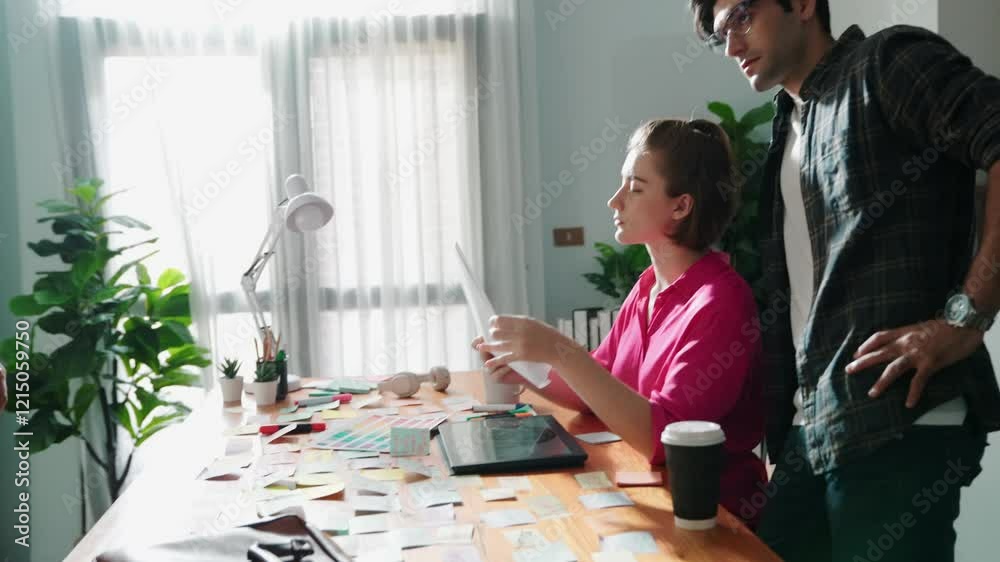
[553,227,584,247]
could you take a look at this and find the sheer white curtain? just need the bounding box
[55,0,533,384]
[52,0,535,524]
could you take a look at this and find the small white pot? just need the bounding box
[218,376,244,403]
[251,380,278,406]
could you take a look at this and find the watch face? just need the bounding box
[946,295,972,323]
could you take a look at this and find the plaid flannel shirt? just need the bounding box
[759,25,1000,474]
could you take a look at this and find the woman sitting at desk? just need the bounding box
[473,119,766,528]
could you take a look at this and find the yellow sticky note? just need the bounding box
[296,473,344,488]
[301,482,346,499]
[323,410,358,420]
[362,468,406,481]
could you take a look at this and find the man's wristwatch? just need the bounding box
[944,293,995,332]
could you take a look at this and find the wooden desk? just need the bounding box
[66,373,780,561]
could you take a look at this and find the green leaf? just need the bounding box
[48,215,95,235]
[89,284,130,302]
[27,239,64,257]
[156,268,185,290]
[10,294,53,316]
[707,101,738,125]
[133,387,164,428]
[94,188,129,211]
[136,263,151,286]
[37,199,78,214]
[154,285,191,321]
[37,311,79,335]
[152,369,200,392]
[134,410,188,448]
[69,184,97,204]
[112,402,137,441]
[71,383,98,422]
[157,320,194,348]
[71,253,101,288]
[108,250,159,285]
[166,344,212,369]
[107,216,151,230]
[739,102,776,130]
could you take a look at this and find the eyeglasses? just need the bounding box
[706,0,757,52]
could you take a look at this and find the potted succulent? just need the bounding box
[217,358,243,402]
[250,360,279,406]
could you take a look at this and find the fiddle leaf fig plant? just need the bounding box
[1,178,209,501]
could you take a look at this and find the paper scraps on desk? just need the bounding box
[225,436,256,456]
[311,412,449,453]
[599,531,659,554]
[200,454,253,479]
[323,409,358,420]
[390,426,430,456]
[295,473,344,487]
[614,471,662,487]
[349,512,391,535]
[223,405,246,414]
[350,494,401,513]
[356,546,403,562]
[361,468,407,481]
[351,457,392,471]
[276,411,314,424]
[368,407,400,416]
[415,404,445,414]
[574,431,622,444]
[497,476,533,491]
[224,424,260,437]
[397,503,456,528]
[413,489,463,509]
[526,495,571,519]
[480,487,517,502]
[302,500,353,533]
[504,528,550,549]
[340,450,380,460]
[353,394,383,409]
[481,508,538,528]
[394,458,435,478]
[441,545,484,562]
[574,471,613,490]
[260,451,299,466]
[513,541,578,562]
[591,552,637,562]
[246,414,271,425]
[279,404,299,414]
[351,474,400,495]
[304,400,341,415]
[579,491,634,511]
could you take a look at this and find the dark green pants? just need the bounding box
[756,421,987,562]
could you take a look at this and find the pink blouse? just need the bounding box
[591,250,766,525]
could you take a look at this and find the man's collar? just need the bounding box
[773,25,867,109]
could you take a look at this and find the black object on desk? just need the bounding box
[437,414,588,475]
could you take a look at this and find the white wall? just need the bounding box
[532,0,772,323]
[937,3,1000,561]
[833,0,939,36]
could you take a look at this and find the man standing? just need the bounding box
[688,1,1000,560]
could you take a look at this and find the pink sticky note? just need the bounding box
[614,471,663,487]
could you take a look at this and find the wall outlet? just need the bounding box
[553,227,584,247]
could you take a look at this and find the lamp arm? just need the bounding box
[241,200,289,334]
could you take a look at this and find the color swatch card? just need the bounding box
[575,471,613,490]
[579,491,634,510]
[390,426,430,456]
[311,413,449,452]
[574,432,622,444]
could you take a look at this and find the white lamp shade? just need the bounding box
[282,174,333,232]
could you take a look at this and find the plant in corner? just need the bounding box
[581,100,775,309]
[0,178,210,501]
[217,357,243,403]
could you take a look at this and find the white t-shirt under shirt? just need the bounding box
[780,99,966,426]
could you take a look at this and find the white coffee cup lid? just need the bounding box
[661,421,725,447]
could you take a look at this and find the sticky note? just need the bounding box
[349,513,391,535]
[503,528,550,549]
[414,490,463,509]
[599,532,659,554]
[300,482,346,500]
[351,457,391,470]
[480,509,537,528]
[526,495,570,519]
[390,427,430,457]
[614,471,663,487]
[279,405,299,414]
[592,552,637,562]
[513,541,577,562]
[481,487,517,502]
[395,458,435,477]
[451,475,484,488]
[441,545,484,562]
[323,409,358,419]
[574,431,622,444]
[350,495,399,513]
[574,471,613,490]
[497,476,532,491]
[295,473,343,487]
[362,468,407,481]
[224,424,260,436]
[579,491,634,510]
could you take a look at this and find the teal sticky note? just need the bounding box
[390,427,430,457]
